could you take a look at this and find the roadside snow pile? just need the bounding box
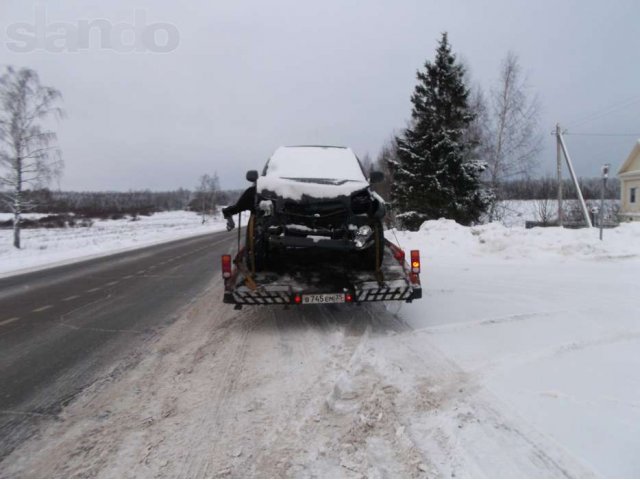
[391,218,640,262]
[0,211,227,276]
[392,218,640,477]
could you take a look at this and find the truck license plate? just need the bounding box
[302,293,345,304]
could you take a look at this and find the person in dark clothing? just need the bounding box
[222,185,256,231]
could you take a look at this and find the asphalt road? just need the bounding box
[0,230,235,461]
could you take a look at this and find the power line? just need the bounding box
[564,96,640,129]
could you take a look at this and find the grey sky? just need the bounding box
[1,0,639,191]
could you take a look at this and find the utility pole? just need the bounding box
[557,130,593,228]
[556,124,563,226]
[600,164,610,240]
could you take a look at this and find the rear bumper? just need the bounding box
[224,282,422,306]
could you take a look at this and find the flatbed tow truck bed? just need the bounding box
[222,240,422,307]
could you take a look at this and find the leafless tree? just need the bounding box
[360,152,373,176]
[483,52,542,221]
[195,172,220,223]
[534,198,555,225]
[465,86,491,162]
[374,137,397,203]
[0,66,64,248]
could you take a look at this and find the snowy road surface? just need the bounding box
[1,220,639,477]
[0,230,236,470]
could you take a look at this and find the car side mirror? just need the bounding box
[369,171,384,184]
[246,170,259,182]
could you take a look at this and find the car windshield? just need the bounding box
[264,146,367,182]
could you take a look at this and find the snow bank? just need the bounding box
[390,218,640,263]
[392,219,640,476]
[0,211,228,277]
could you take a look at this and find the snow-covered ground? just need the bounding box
[0,211,228,277]
[2,218,638,477]
[496,199,619,227]
[496,199,549,227]
[390,219,640,477]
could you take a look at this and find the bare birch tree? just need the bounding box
[195,173,220,223]
[0,66,64,248]
[483,52,541,221]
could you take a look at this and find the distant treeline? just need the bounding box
[0,188,244,217]
[500,177,620,200]
[0,179,618,217]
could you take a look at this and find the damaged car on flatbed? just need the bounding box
[248,145,386,271]
[221,145,422,307]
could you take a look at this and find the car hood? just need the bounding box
[257,176,369,201]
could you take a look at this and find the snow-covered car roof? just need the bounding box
[257,146,369,200]
[264,146,367,182]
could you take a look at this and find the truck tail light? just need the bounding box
[410,250,420,274]
[221,254,232,278]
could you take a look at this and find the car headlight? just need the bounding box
[259,200,274,216]
[354,225,373,249]
[357,225,372,237]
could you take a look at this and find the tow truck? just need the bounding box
[219,145,422,307]
[221,228,422,308]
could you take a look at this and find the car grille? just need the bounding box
[282,200,348,229]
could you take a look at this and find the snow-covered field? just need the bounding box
[496,199,619,227]
[0,211,227,277]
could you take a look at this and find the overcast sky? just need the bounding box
[1,0,639,191]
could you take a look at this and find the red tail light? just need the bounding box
[410,250,420,274]
[293,294,302,304]
[221,254,232,278]
[393,249,405,262]
[345,293,353,302]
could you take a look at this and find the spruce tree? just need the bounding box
[390,33,488,230]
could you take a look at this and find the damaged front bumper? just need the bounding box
[266,224,375,252]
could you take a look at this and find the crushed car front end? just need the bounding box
[256,182,385,253]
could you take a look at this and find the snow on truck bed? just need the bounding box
[257,146,369,200]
